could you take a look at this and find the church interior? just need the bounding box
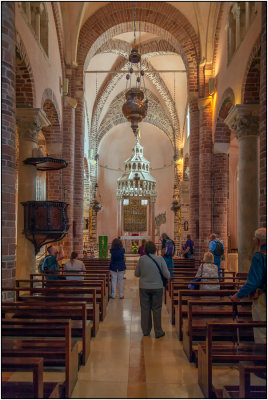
[1,1,267,398]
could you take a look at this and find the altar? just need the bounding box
[120,235,151,253]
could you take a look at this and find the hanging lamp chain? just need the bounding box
[133,0,136,45]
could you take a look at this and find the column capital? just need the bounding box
[64,95,78,109]
[16,108,50,143]
[224,104,259,140]
[198,96,212,110]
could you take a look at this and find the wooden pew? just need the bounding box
[2,357,60,398]
[182,300,252,361]
[18,278,106,322]
[2,287,99,337]
[176,290,247,341]
[168,281,244,325]
[221,364,267,398]
[198,321,267,398]
[2,319,79,398]
[2,302,92,364]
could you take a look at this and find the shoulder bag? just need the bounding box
[147,254,168,287]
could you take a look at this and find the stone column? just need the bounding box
[225,104,259,272]
[16,108,50,280]
[189,94,199,255]
[61,95,77,256]
[150,200,156,243]
[117,198,122,237]
[2,2,16,295]
[198,97,213,258]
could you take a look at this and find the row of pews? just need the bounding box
[1,258,111,399]
[166,258,267,399]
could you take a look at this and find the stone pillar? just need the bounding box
[117,198,122,237]
[225,105,259,272]
[189,94,199,255]
[260,2,267,227]
[2,2,16,295]
[198,97,213,258]
[245,2,250,31]
[16,108,50,280]
[61,95,77,256]
[213,143,229,263]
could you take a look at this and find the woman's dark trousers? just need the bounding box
[139,288,164,337]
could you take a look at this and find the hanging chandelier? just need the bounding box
[122,1,148,136]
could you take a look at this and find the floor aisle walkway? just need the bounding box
[71,270,204,398]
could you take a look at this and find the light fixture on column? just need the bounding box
[208,77,216,96]
[122,1,148,136]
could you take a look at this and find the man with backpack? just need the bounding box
[161,233,175,277]
[38,244,65,280]
[209,233,224,274]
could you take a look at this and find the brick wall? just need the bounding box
[189,97,199,255]
[199,100,213,257]
[2,2,16,298]
[243,55,260,104]
[260,2,267,227]
[15,54,33,106]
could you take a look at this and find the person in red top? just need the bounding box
[138,239,147,257]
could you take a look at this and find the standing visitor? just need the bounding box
[138,239,146,256]
[183,234,194,259]
[110,238,126,299]
[209,233,224,274]
[230,228,266,344]
[65,251,86,280]
[135,241,170,338]
[161,233,175,277]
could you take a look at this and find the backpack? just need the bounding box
[165,239,175,257]
[213,241,224,257]
[38,257,46,273]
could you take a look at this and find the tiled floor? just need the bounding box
[71,270,204,398]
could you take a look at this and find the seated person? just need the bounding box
[39,244,65,280]
[195,252,220,290]
[65,251,86,280]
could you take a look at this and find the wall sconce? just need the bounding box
[208,77,215,96]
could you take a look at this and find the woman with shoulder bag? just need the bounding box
[194,252,220,290]
[135,241,170,338]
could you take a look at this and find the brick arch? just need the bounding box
[15,32,36,106]
[77,2,199,92]
[41,88,61,126]
[241,36,261,104]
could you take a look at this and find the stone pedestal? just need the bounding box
[225,105,259,272]
[16,108,50,280]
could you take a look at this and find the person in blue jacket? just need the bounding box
[209,233,224,274]
[110,238,126,299]
[230,227,266,344]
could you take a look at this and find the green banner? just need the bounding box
[99,235,108,258]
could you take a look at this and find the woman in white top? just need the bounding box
[65,252,86,280]
[195,252,220,290]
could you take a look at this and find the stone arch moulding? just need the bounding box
[16,31,36,106]
[41,88,62,126]
[217,87,235,121]
[241,35,261,104]
[77,2,200,93]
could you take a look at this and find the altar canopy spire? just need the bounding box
[116,136,157,199]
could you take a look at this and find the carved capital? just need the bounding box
[198,96,212,110]
[224,104,259,140]
[64,95,78,109]
[16,108,51,143]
